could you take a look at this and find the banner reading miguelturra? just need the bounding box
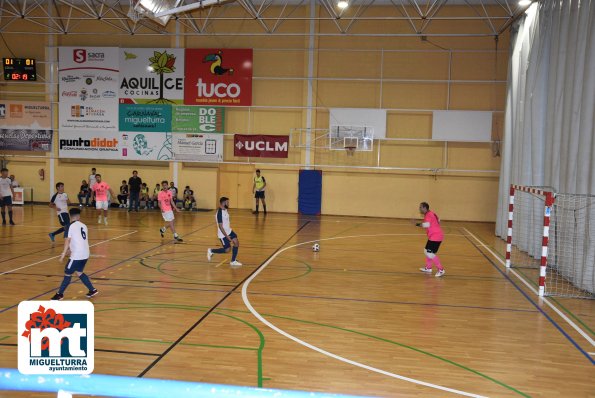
[0,100,53,151]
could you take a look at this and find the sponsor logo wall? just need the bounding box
[234,134,289,158]
[0,101,53,151]
[57,47,255,161]
[184,49,253,107]
[58,47,119,137]
[119,48,185,105]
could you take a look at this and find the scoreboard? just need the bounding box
[3,58,36,81]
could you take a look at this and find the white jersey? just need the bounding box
[66,220,89,260]
[51,192,69,215]
[215,208,232,239]
[0,177,12,197]
[89,174,97,188]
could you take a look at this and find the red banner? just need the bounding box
[234,135,289,158]
[184,49,252,107]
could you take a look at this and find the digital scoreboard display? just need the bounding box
[3,58,36,81]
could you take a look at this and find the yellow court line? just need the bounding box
[215,258,229,268]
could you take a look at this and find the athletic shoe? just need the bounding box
[9,220,15,225]
[51,293,64,301]
[230,260,243,267]
[79,204,83,207]
[48,233,55,242]
[160,228,165,238]
[85,289,99,298]
[419,267,432,273]
[97,216,102,224]
[435,270,446,278]
[207,249,213,261]
[174,236,184,242]
[104,218,108,226]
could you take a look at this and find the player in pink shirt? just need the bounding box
[158,180,182,242]
[416,202,446,277]
[91,174,116,226]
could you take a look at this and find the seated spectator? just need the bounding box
[140,183,150,208]
[169,182,179,205]
[118,180,129,208]
[151,183,161,209]
[78,180,91,207]
[183,186,196,211]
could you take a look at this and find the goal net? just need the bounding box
[506,185,595,298]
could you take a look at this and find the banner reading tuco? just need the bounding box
[233,134,289,158]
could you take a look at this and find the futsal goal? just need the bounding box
[506,185,595,298]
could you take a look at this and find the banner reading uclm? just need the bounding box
[184,49,253,107]
[234,134,289,158]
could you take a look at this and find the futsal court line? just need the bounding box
[0,230,138,277]
[136,220,311,378]
[462,227,595,348]
[242,233,489,398]
[0,224,217,314]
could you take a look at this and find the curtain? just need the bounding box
[496,0,595,238]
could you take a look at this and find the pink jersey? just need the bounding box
[92,182,110,201]
[158,190,173,212]
[424,211,444,242]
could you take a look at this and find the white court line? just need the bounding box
[0,230,138,276]
[242,233,488,398]
[462,227,595,348]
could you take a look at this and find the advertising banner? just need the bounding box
[119,103,172,132]
[0,100,53,151]
[120,132,173,161]
[172,106,224,134]
[119,48,185,104]
[172,133,224,162]
[58,47,119,133]
[58,130,121,159]
[234,134,289,158]
[184,49,252,106]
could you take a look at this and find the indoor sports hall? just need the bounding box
[0,0,593,397]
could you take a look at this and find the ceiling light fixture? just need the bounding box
[518,0,531,6]
[337,0,349,9]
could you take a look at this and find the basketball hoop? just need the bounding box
[345,146,356,156]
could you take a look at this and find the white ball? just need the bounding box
[312,243,320,252]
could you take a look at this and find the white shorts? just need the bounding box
[96,200,109,210]
[162,210,174,222]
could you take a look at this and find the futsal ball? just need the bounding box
[312,243,320,252]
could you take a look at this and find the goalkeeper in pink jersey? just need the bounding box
[416,202,445,277]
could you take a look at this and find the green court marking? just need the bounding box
[0,336,10,342]
[95,305,265,387]
[96,336,257,351]
[516,269,595,337]
[98,302,527,397]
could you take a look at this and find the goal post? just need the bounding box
[506,184,595,299]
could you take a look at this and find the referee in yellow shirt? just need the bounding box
[252,169,267,214]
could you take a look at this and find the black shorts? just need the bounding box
[220,231,238,249]
[64,259,88,275]
[255,191,265,199]
[57,212,70,227]
[425,240,442,254]
[1,196,12,206]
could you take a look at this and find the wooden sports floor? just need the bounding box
[0,206,593,397]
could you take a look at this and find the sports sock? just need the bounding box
[425,257,432,269]
[232,246,239,261]
[8,211,13,222]
[53,227,65,235]
[79,273,95,290]
[432,256,444,271]
[212,248,226,254]
[58,275,72,294]
[256,204,259,212]
[1,211,5,222]
[263,204,267,213]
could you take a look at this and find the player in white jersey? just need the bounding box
[48,182,72,242]
[207,197,242,267]
[0,168,15,226]
[51,208,98,300]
